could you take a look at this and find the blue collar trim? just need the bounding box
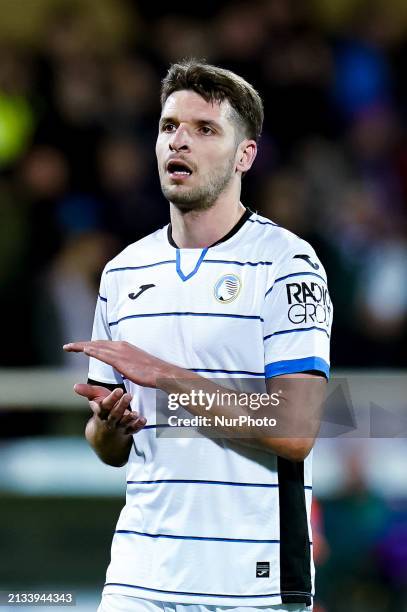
[176,248,209,281]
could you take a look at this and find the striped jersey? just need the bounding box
[88,208,332,607]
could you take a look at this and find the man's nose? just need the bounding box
[169,126,190,151]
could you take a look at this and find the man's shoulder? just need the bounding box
[248,212,315,259]
[246,212,327,280]
[104,225,170,273]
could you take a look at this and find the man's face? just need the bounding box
[156,90,242,212]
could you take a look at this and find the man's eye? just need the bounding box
[162,123,176,132]
[200,126,213,135]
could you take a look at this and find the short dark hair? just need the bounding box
[160,59,264,142]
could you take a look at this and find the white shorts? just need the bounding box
[97,593,312,612]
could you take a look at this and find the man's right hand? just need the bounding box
[74,383,147,466]
[74,383,147,435]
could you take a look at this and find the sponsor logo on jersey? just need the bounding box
[214,274,241,303]
[286,280,332,325]
[128,284,156,300]
[256,561,270,577]
[293,253,320,270]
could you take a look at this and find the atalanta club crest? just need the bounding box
[214,274,241,303]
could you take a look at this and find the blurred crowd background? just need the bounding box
[1,0,407,610]
[1,0,407,369]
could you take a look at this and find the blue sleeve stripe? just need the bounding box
[204,259,274,266]
[106,259,274,274]
[127,479,280,488]
[104,582,313,599]
[265,357,330,378]
[106,260,176,273]
[189,367,264,376]
[126,478,313,490]
[98,294,107,302]
[115,529,280,544]
[275,271,326,283]
[109,312,264,327]
[265,271,326,297]
[264,326,330,340]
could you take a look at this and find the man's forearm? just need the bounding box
[64,340,325,462]
[158,365,325,461]
[85,415,133,467]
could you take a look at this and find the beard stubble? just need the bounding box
[160,151,237,213]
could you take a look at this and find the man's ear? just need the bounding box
[236,140,257,174]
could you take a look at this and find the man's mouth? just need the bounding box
[166,160,193,178]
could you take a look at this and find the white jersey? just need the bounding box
[88,209,332,608]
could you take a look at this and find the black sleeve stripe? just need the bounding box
[278,457,312,606]
[87,378,127,394]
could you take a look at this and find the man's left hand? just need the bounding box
[63,340,168,388]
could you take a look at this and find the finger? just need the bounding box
[91,388,125,420]
[64,340,115,354]
[106,393,132,426]
[99,388,126,419]
[88,399,105,418]
[80,342,119,361]
[74,383,111,401]
[124,415,147,435]
[66,341,119,367]
[117,412,135,428]
[63,342,90,352]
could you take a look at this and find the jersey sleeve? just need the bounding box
[262,248,333,378]
[88,268,124,385]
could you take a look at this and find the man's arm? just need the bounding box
[74,383,146,467]
[157,370,325,462]
[229,373,326,461]
[64,341,325,462]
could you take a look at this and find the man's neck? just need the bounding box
[170,199,246,249]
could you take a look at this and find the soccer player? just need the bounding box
[64,59,332,612]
